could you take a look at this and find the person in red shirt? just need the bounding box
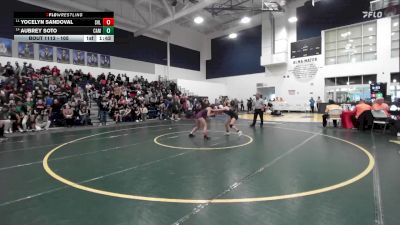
[51,66,60,76]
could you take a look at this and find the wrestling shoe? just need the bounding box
[189,133,195,138]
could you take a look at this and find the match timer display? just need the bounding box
[14,12,114,42]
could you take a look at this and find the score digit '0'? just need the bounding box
[102,18,114,26]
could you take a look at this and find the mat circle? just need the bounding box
[42,125,375,204]
[153,131,253,150]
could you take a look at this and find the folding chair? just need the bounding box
[371,110,390,133]
[327,108,343,127]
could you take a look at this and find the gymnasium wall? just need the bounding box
[207,0,400,103]
[205,25,265,79]
[176,79,227,101]
[296,0,372,40]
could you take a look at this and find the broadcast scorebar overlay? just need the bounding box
[14,12,114,42]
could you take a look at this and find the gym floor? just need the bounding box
[0,117,399,225]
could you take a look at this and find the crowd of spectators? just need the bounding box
[0,61,194,140]
[94,71,192,126]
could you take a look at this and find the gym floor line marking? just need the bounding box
[0,123,190,154]
[389,140,400,145]
[0,149,191,207]
[1,140,143,172]
[107,134,129,139]
[154,131,253,150]
[0,127,177,172]
[170,133,319,225]
[167,136,179,139]
[42,124,375,204]
[371,138,384,225]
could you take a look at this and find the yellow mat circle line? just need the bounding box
[42,125,375,204]
[153,131,253,150]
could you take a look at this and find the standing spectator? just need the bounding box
[316,96,322,112]
[0,119,6,142]
[309,97,316,113]
[158,101,166,120]
[250,93,265,127]
[140,104,148,122]
[99,96,109,126]
[171,97,181,121]
[240,99,244,111]
[247,98,253,113]
[0,106,9,141]
[14,62,21,77]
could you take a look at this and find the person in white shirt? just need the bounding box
[250,93,266,127]
[140,104,148,121]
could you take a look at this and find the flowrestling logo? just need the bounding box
[362,2,399,19]
[362,11,383,19]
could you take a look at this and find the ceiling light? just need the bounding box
[394,22,398,27]
[394,79,397,83]
[240,16,251,24]
[288,17,298,23]
[368,27,373,31]
[228,33,238,39]
[194,16,204,24]
[392,32,395,36]
[369,36,373,39]
[368,80,372,84]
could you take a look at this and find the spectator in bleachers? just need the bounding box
[35,109,51,131]
[0,59,191,136]
[62,104,74,127]
[79,102,90,125]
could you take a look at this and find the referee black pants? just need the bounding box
[251,109,264,126]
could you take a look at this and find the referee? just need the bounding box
[250,93,266,127]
